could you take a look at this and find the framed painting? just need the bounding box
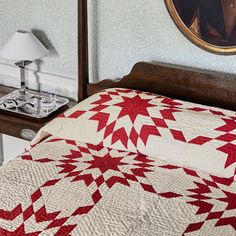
[165,0,236,54]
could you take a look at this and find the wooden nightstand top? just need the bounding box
[0,85,77,140]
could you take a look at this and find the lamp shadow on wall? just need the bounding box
[31,29,58,91]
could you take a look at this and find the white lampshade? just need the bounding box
[0,30,49,61]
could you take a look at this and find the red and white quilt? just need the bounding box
[0,88,235,235]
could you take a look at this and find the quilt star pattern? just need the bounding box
[0,137,235,235]
[36,88,236,179]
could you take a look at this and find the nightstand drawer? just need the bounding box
[0,115,41,141]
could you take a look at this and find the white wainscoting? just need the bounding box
[0,63,78,100]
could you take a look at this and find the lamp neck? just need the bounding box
[15,60,33,100]
[15,60,33,68]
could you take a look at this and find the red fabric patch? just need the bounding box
[0,204,22,220]
[111,128,129,147]
[216,133,236,142]
[217,143,236,168]
[152,118,168,128]
[72,206,93,216]
[31,189,42,203]
[158,192,182,198]
[130,127,139,146]
[189,136,212,145]
[54,225,77,236]
[184,222,205,233]
[68,110,86,118]
[170,129,186,142]
[140,125,160,145]
[89,112,110,131]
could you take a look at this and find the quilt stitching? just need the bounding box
[0,141,158,235]
[159,164,236,234]
[62,88,236,177]
[1,139,235,235]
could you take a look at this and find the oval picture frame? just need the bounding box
[165,0,236,55]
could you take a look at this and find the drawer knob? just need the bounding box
[20,129,37,141]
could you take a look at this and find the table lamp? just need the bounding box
[0,30,49,100]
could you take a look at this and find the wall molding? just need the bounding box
[0,63,78,100]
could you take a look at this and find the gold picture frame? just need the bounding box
[165,0,236,55]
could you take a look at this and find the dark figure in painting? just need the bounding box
[173,0,236,46]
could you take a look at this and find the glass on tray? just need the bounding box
[40,90,56,112]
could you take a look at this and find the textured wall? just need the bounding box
[89,0,236,82]
[1,0,236,93]
[0,0,77,97]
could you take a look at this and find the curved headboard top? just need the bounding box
[87,62,236,111]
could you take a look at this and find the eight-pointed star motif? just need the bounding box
[115,95,155,123]
[85,153,127,174]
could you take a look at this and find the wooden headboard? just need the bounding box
[88,62,236,111]
[78,0,236,111]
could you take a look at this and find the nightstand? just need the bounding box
[0,85,76,141]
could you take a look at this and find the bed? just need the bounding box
[0,1,236,235]
[0,84,236,236]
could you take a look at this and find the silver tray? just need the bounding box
[0,89,69,119]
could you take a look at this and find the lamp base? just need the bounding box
[13,90,33,101]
